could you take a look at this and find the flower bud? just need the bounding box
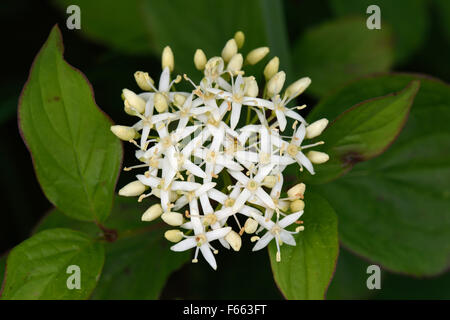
[290,199,305,212]
[285,77,311,99]
[161,212,184,226]
[266,71,286,97]
[141,203,163,222]
[122,89,146,113]
[154,92,168,113]
[234,31,245,48]
[244,76,259,97]
[194,49,207,70]
[162,46,174,71]
[118,180,146,197]
[204,57,224,80]
[164,229,184,243]
[227,53,243,74]
[225,230,242,251]
[244,218,258,234]
[263,56,279,80]
[221,39,238,63]
[110,125,138,141]
[278,200,290,212]
[262,175,277,188]
[287,183,306,199]
[306,118,329,139]
[245,47,269,65]
[307,151,329,164]
[173,93,187,108]
[134,71,154,91]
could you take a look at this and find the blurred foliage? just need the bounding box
[0,0,449,299]
[309,74,450,276]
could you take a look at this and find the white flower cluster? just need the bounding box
[111,31,329,270]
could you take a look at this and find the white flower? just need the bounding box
[171,214,231,270]
[251,210,304,262]
[112,31,329,270]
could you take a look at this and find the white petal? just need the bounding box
[280,231,296,246]
[276,109,287,132]
[296,152,315,174]
[227,170,249,185]
[292,123,306,146]
[236,151,259,163]
[171,237,196,251]
[206,227,232,242]
[254,163,275,182]
[208,188,228,204]
[171,181,200,191]
[184,160,206,178]
[200,245,217,270]
[232,188,252,212]
[158,67,170,92]
[279,211,302,228]
[286,109,306,123]
[256,187,276,209]
[252,232,274,251]
[230,102,242,130]
[136,174,159,188]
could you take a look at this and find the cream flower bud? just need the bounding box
[278,201,290,212]
[204,57,224,80]
[266,71,286,97]
[306,118,329,139]
[234,31,245,48]
[122,89,146,113]
[290,199,305,212]
[244,218,258,234]
[287,183,306,199]
[264,56,279,80]
[285,77,311,99]
[161,212,184,226]
[154,92,168,113]
[123,100,136,116]
[307,151,329,164]
[141,203,163,222]
[227,53,243,74]
[245,47,269,65]
[221,39,238,63]
[164,230,184,243]
[173,93,187,108]
[244,76,259,97]
[162,46,174,71]
[225,230,242,251]
[110,125,138,141]
[262,175,277,188]
[118,180,146,197]
[194,49,207,70]
[134,71,154,91]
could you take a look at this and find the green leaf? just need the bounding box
[0,229,104,300]
[18,26,122,222]
[310,74,450,275]
[292,17,394,97]
[305,80,419,184]
[269,192,339,300]
[329,0,429,63]
[35,197,190,299]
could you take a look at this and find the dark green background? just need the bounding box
[0,0,448,299]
